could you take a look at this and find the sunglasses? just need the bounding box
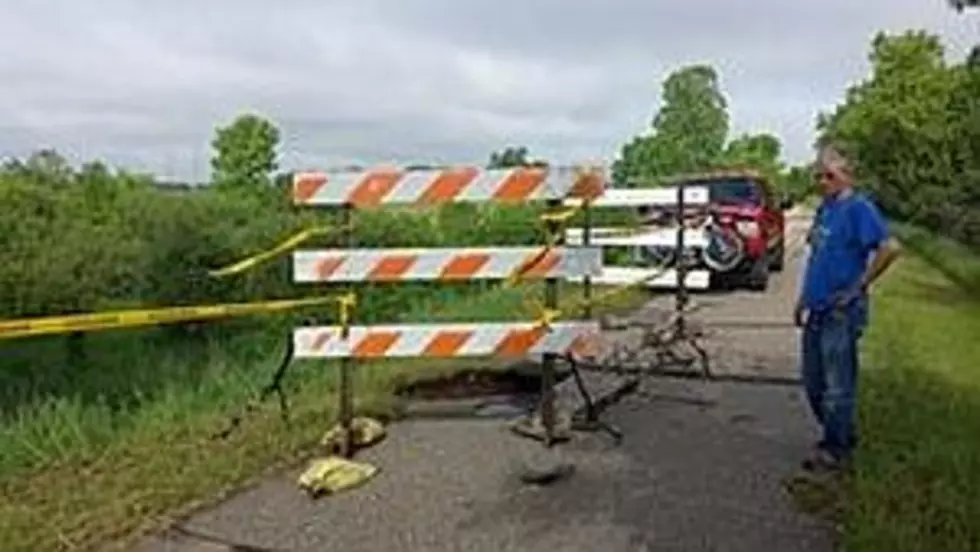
[813,170,836,182]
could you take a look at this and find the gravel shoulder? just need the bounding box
[139,209,835,552]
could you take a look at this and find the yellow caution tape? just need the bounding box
[337,292,357,338]
[538,204,583,225]
[502,202,585,288]
[503,232,562,289]
[0,295,347,340]
[497,202,586,320]
[510,197,690,330]
[534,307,561,330]
[208,225,347,278]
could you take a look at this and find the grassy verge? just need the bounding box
[0,281,647,552]
[841,227,980,551]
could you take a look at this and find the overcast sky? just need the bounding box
[1,1,976,181]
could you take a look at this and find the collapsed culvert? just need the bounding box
[392,361,572,420]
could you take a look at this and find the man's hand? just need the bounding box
[832,283,865,311]
[793,300,807,327]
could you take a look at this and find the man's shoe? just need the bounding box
[801,447,847,473]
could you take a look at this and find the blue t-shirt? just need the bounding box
[801,191,889,325]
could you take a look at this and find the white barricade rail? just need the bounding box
[292,246,603,283]
[564,227,709,248]
[563,187,712,290]
[563,185,709,208]
[566,266,711,289]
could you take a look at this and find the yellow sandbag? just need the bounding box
[320,416,386,453]
[297,456,379,497]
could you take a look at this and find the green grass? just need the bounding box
[840,227,980,551]
[0,281,647,552]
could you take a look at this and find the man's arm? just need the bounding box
[860,237,901,291]
[854,197,900,292]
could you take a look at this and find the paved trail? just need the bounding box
[140,210,835,552]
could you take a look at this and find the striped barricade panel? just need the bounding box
[292,246,603,283]
[293,321,601,359]
[292,166,605,207]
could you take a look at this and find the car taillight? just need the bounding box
[735,220,760,238]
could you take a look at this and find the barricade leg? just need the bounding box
[540,277,559,446]
[338,203,356,458]
[564,198,625,441]
[570,198,600,423]
[582,199,593,318]
[538,197,564,446]
[671,179,711,379]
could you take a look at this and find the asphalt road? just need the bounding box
[139,209,835,552]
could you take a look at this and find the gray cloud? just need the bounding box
[1,0,975,180]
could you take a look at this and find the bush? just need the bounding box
[0,162,558,317]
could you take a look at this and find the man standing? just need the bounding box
[795,144,901,472]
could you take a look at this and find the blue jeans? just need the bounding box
[801,309,861,460]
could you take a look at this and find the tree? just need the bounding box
[718,132,801,199]
[612,64,730,186]
[209,113,281,191]
[487,146,547,168]
[721,133,783,173]
[5,149,77,186]
[779,164,814,203]
[817,30,979,246]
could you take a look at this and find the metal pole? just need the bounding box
[675,179,688,335]
[670,178,711,378]
[339,203,355,458]
[582,200,593,320]
[540,197,562,446]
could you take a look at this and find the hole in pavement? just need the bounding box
[392,362,573,418]
[393,363,571,400]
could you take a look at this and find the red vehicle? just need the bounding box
[638,169,792,291]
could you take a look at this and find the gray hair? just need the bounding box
[818,143,854,177]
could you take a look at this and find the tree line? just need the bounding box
[0,139,544,327]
